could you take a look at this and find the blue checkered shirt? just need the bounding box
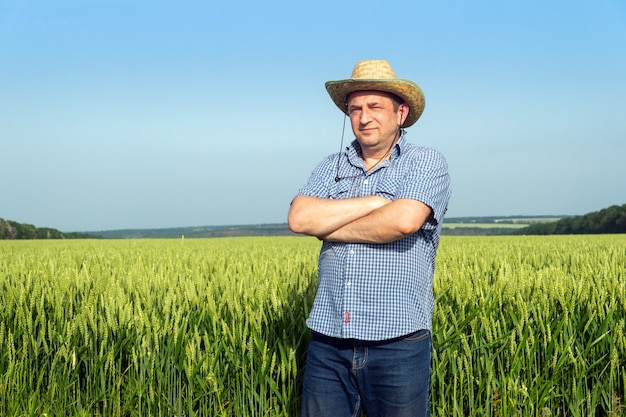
[296,134,451,341]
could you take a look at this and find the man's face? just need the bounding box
[347,91,408,155]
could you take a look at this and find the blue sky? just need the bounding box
[1,0,625,232]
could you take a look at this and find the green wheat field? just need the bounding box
[1,235,624,416]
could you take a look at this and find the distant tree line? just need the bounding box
[95,224,297,239]
[0,218,96,240]
[515,203,626,235]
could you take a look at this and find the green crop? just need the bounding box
[0,235,624,416]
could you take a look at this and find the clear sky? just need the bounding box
[1,0,625,232]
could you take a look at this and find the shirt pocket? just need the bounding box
[329,179,354,199]
[375,177,402,200]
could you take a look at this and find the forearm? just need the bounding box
[288,195,391,237]
[322,198,433,244]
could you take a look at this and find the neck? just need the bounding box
[363,130,401,171]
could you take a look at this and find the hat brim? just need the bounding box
[325,78,425,127]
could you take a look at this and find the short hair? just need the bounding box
[388,93,404,111]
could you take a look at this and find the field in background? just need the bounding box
[1,235,624,416]
[443,223,528,229]
[86,216,565,238]
[442,216,562,230]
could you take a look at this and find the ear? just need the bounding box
[397,103,410,125]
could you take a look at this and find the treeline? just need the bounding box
[0,218,96,240]
[94,224,297,239]
[515,203,626,235]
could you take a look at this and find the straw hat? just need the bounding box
[325,60,425,127]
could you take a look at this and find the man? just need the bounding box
[288,60,451,417]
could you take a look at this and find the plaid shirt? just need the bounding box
[296,134,451,341]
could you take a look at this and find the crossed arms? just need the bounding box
[287,195,432,244]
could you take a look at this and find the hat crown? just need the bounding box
[350,60,397,80]
[325,59,425,127]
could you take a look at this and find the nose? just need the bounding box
[359,108,371,124]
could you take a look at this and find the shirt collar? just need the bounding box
[347,131,407,169]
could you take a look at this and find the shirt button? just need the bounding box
[346,281,351,286]
[349,249,355,255]
[363,179,369,184]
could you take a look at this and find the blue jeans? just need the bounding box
[300,329,432,417]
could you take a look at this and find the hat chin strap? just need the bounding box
[333,117,405,183]
[334,113,349,183]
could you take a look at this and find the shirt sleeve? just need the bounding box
[295,154,338,199]
[395,147,451,225]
